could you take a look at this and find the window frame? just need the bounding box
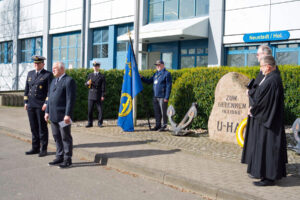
[180,47,208,68]
[52,32,81,69]
[148,0,209,23]
[93,27,109,59]
[21,37,43,63]
[0,41,13,64]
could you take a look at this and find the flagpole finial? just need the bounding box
[127,30,132,39]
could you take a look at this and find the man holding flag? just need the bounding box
[117,42,143,132]
[141,60,172,132]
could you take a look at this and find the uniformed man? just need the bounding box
[24,55,53,157]
[85,61,106,128]
[141,60,172,131]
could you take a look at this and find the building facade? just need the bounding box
[0,0,299,91]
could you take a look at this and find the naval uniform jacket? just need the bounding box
[46,74,76,123]
[141,68,172,100]
[85,72,106,101]
[24,69,53,108]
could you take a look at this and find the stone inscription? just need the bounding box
[208,72,249,144]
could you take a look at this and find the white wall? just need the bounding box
[0,64,16,91]
[50,0,82,34]
[90,0,134,28]
[0,0,14,41]
[19,0,44,38]
[224,0,300,44]
[18,63,33,90]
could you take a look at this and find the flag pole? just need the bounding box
[132,0,140,126]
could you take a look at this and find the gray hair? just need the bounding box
[261,55,276,67]
[258,45,272,56]
[54,61,65,69]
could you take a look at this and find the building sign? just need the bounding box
[243,31,290,43]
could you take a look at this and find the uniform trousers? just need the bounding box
[27,107,48,151]
[153,97,168,127]
[88,100,103,125]
[50,122,73,161]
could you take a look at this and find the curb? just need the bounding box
[0,126,263,200]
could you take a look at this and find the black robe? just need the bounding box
[241,71,264,164]
[246,70,287,180]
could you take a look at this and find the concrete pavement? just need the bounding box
[0,106,300,200]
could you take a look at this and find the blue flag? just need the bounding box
[117,43,143,132]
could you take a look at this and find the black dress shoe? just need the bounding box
[48,158,64,166]
[25,149,40,155]
[98,123,103,127]
[59,160,72,169]
[85,124,93,128]
[253,179,275,186]
[158,125,167,132]
[248,174,258,179]
[151,126,161,131]
[38,151,47,157]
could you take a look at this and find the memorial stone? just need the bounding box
[208,72,250,144]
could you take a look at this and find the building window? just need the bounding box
[0,41,13,64]
[116,23,133,69]
[226,44,300,66]
[93,28,109,59]
[52,32,81,69]
[181,47,208,68]
[21,37,42,63]
[149,0,209,23]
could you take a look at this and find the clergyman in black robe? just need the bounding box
[242,45,274,166]
[246,56,287,186]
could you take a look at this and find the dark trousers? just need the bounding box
[27,107,48,151]
[153,97,168,127]
[88,99,103,125]
[50,122,73,161]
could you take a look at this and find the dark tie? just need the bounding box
[35,72,39,78]
[55,78,59,85]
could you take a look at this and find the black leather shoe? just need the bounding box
[253,179,275,186]
[59,160,72,169]
[25,149,40,155]
[98,123,103,127]
[158,125,167,132]
[248,174,257,179]
[48,158,64,166]
[38,151,47,157]
[85,124,93,128]
[151,126,161,131]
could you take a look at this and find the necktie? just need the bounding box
[55,78,59,85]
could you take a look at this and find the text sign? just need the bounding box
[243,31,290,43]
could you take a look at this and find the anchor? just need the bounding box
[167,102,197,136]
[289,118,300,154]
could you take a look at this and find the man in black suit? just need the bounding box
[24,55,53,157]
[85,61,106,128]
[45,62,76,168]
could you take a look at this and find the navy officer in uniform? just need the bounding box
[24,55,53,157]
[85,61,106,128]
[141,60,172,131]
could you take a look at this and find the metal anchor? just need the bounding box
[289,118,300,154]
[167,102,197,136]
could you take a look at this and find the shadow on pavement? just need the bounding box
[71,161,101,168]
[73,140,157,148]
[94,149,181,165]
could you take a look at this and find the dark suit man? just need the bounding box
[24,55,53,157]
[45,62,76,168]
[85,61,106,128]
[141,60,172,131]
